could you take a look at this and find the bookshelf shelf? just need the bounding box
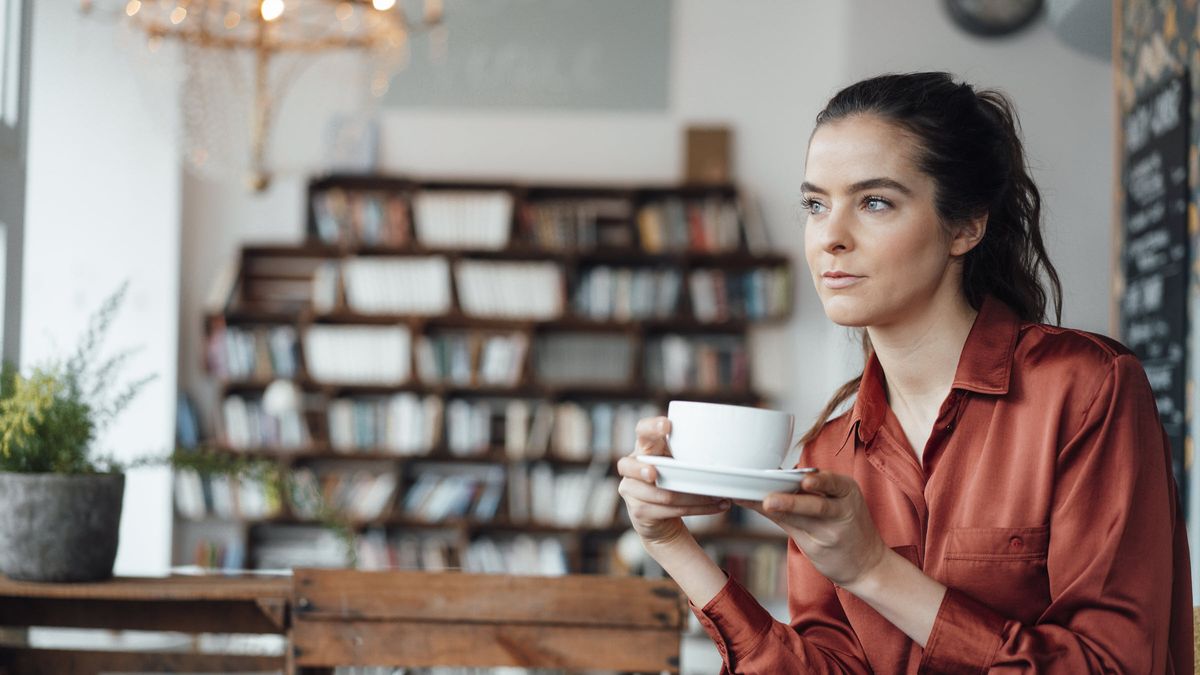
[218,377,764,406]
[215,444,612,470]
[186,172,794,590]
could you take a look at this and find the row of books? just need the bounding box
[636,197,743,254]
[206,324,298,381]
[689,267,791,323]
[543,401,658,460]
[416,331,528,386]
[190,537,247,570]
[354,529,570,577]
[311,188,412,247]
[507,462,622,529]
[253,525,352,569]
[533,333,635,385]
[286,261,783,327]
[215,323,759,392]
[412,190,514,249]
[221,396,311,450]
[705,541,788,600]
[304,325,412,384]
[355,529,461,571]
[328,393,444,454]
[309,185,776,259]
[644,335,750,392]
[518,198,635,251]
[339,256,454,315]
[402,464,507,522]
[326,397,658,460]
[290,468,399,521]
[461,534,570,576]
[175,470,282,520]
[454,260,564,319]
[445,398,497,456]
[504,400,659,461]
[572,267,682,321]
[312,257,565,321]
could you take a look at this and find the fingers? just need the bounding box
[800,471,854,498]
[616,455,658,482]
[633,416,672,457]
[762,491,840,519]
[618,474,729,508]
[626,499,730,522]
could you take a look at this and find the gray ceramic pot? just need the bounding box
[0,472,124,582]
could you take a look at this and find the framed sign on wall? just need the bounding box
[1119,72,1190,508]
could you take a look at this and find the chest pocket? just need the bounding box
[944,525,1050,624]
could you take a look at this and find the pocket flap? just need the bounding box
[945,525,1049,561]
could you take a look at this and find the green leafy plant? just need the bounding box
[0,284,154,474]
[0,283,358,564]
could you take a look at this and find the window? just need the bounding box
[0,0,25,364]
[0,0,21,133]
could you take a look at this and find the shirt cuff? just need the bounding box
[690,574,775,669]
[920,587,1009,674]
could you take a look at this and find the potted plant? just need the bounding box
[0,285,153,582]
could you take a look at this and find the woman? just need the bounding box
[618,72,1192,673]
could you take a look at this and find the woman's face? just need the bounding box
[802,114,975,329]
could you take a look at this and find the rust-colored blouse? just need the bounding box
[693,296,1193,673]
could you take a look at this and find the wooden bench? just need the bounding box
[0,573,289,674]
[289,568,687,674]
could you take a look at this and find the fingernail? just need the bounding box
[641,468,652,481]
[718,500,731,510]
[764,498,779,510]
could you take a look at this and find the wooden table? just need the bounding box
[0,574,290,674]
[0,570,686,674]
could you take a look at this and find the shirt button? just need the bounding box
[1009,536,1024,549]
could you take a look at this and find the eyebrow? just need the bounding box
[800,178,914,197]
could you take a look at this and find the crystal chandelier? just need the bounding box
[82,0,445,191]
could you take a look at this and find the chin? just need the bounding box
[819,294,874,327]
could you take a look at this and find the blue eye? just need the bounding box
[800,197,828,215]
[863,196,891,212]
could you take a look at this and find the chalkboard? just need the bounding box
[1120,73,1189,506]
[383,0,671,111]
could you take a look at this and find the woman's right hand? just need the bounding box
[617,416,731,550]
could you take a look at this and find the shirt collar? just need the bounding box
[839,295,1022,452]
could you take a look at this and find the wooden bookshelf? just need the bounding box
[179,173,792,599]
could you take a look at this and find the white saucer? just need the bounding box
[638,455,817,501]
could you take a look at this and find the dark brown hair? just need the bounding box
[799,72,1063,446]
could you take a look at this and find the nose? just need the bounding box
[813,206,852,254]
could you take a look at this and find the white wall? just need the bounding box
[23,1,180,576]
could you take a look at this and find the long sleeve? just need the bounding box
[919,354,1192,673]
[691,540,871,674]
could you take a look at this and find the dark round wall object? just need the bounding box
[944,0,1044,38]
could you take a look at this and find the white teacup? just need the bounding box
[666,400,795,470]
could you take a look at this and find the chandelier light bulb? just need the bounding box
[260,0,285,22]
[169,5,187,24]
[424,0,443,24]
[373,0,396,10]
[124,0,141,17]
[224,10,241,29]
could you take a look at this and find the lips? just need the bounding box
[821,271,863,290]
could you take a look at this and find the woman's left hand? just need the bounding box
[736,471,888,588]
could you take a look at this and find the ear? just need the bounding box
[949,213,987,257]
